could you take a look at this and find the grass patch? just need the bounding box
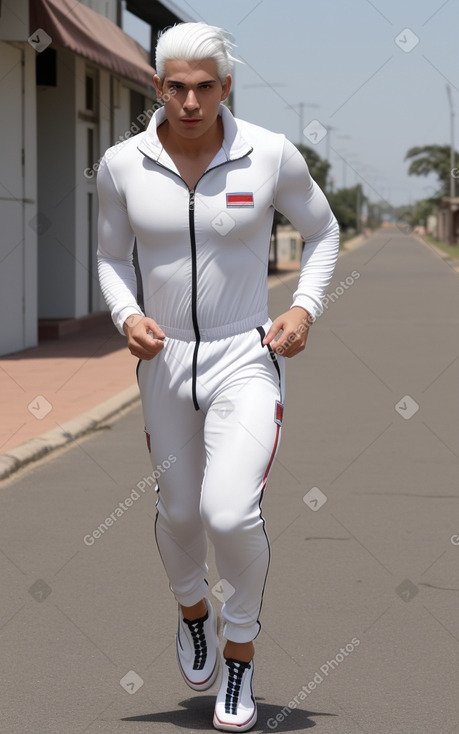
[340,231,362,249]
[423,235,459,259]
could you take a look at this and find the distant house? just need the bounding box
[0,0,193,355]
[437,198,459,245]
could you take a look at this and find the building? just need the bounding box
[437,197,459,245]
[0,0,193,356]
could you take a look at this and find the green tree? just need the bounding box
[327,184,365,232]
[411,198,436,227]
[405,144,458,200]
[275,145,329,228]
[296,144,330,191]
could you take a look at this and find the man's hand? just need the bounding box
[123,314,166,360]
[262,306,313,358]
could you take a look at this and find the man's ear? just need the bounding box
[153,74,164,99]
[221,74,232,102]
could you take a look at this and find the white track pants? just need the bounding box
[137,322,286,643]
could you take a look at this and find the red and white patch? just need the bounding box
[274,401,284,426]
[226,192,254,208]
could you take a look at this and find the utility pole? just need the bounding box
[446,85,455,199]
[356,185,361,234]
[325,126,337,191]
[286,102,319,144]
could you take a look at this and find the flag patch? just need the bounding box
[226,192,254,208]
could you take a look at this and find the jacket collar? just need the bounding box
[137,103,252,163]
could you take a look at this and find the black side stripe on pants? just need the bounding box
[135,358,142,384]
[256,325,281,387]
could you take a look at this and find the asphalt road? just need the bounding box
[1,229,458,734]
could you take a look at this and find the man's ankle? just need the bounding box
[223,640,254,663]
[181,598,207,622]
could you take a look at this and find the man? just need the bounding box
[97,22,339,732]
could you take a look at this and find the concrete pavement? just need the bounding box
[0,229,458,733]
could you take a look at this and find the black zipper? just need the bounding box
[186,155,255,410]
[189,189,201,410]
[141,147,253,411]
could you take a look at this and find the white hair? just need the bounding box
[155,22,239,83]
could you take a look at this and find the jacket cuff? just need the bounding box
[291,296,321,322]
[114,306,145,335]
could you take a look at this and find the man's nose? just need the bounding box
[184,89,199,109]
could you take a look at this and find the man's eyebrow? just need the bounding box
[166,79,217,85]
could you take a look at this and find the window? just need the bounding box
[85,71,95,112]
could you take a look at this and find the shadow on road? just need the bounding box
[123,694,337,731]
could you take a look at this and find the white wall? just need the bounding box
[0,0,159,354]
[0,42,26,353]
[36,48,156,321]
[276,226,303,262]
[37,48,76,319]
[0,40,38,355]
[0,1,38,355]
[113,84,132,141]
[23,44,39,347]
[75,57,106,315]
[0,0,29,40]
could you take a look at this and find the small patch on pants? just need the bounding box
[274,401,284,426]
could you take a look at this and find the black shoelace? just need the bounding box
[184,614,208,670]
[224,659,251,715]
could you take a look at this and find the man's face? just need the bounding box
[154,58,231,141]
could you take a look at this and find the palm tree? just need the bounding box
[405,145,458,200]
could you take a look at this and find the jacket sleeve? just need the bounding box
[273,137,340,320]
[97,155,144,334]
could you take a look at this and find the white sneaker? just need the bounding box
[213,658,257,732]
[176,598,220,691]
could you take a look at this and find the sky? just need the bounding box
[123,0,459,208]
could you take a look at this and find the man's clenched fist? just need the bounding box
[123,314,166,359]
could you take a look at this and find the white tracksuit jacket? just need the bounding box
[97,103,339,643]
[97,103,339,339]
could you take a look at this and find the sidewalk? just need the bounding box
[0,237,366,481]
[0,316,137,479]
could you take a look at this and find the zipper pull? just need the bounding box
[189,190,195,210]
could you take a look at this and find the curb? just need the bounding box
[415,234,459,274]
[0,384,140,482]
[341,233,367,252]
[267,234,368,288]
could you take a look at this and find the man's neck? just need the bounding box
[158,116,223,159]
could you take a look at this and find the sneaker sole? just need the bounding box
[212,705,257,732]
[176,643,220,691]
